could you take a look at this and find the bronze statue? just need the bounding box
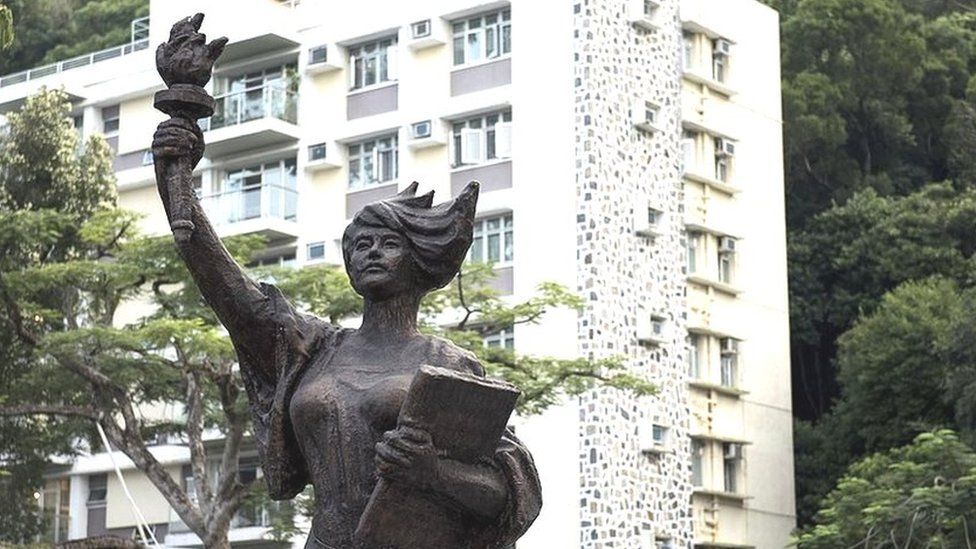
[152,14,541,549]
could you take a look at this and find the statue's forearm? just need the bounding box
[153,157,273,357]
[433,458,508,522]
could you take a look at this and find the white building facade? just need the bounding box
[5,0,795,547]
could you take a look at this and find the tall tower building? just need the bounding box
[1,1,794,546]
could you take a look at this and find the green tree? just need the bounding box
[833,277,961,452]
[0,3,13,49]
[0,0,146,76]
[794,429,976,548]
[40,0,148,63]
[789,183,976,417]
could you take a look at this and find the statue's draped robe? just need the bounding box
[235,283,541,549]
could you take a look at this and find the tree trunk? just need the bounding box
[203,533,231,549]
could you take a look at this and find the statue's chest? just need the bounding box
[290,354,416,435]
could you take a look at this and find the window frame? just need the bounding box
[484,326,515,350]
[347,133,399,189]
[452,109,513,167]
[87,473,108,505]
[348,36,398,91]
[102,105,120,136]
[469,213,514,266]
[451,8,512,67]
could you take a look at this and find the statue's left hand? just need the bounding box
[156,13,228,88]
[375,426,440,491]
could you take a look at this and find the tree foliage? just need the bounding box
[0,0,146,76]
[794,430,976,548]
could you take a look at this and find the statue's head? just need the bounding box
[342,181,479,301]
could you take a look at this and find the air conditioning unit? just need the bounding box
[305,141,341,171]
[309,45,328,65]
[411,19,432,39]
[724,443,743,460]
[628,0,660,30]
[714,38,733,57]
[411,120,432,139]
[637,309,667,345]
[639,423,667,454]
[306,44,341,73]
[407,119,447,150]
[720,337,738,355]
[408,17,447,50]
[634,99,661,133]
[718,236,737,253]
[635,203,663,238]
[716,138,736,157]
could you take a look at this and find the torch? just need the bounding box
[153,14,227,243]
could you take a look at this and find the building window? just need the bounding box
[41,478,71,543]
[348,134,398,189]
[216,158,298,223]
[307,241,326,261]
[691,440,704,487]
[713,38,732,83]
[687,335,702,379]
[681,131,697,173]
[87,473,107,504]
[102,105,119,135]
[247,252,297,268]
[652,424,667,446]
[723,442,742,492]
[470,214,514,265]
[349,36,398,90]
[484,326,515,349]
[718,236,736,284]
[686,232,702,274]
[452,110,512,166]
[720,337,738,387]
[452,9,511,66]
[682,32,695,71]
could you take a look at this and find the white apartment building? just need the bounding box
[3,0,794,547]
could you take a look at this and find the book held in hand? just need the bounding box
[355,365,520,549]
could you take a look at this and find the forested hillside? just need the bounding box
[766,0,976,529]
[0,0,147,76]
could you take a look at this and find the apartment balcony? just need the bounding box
[166,501,290,546]
[200,183,299,241]
[202,85,300,158]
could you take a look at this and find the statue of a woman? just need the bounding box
[152,14,541,549]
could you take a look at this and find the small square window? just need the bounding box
[307,241,326,261]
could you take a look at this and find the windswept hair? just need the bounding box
[342,181,480,292]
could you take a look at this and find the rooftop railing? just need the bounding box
[0,17,151,88]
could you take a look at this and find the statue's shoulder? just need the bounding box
[420,334,485,377]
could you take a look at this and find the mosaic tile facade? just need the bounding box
[574,0,693,547]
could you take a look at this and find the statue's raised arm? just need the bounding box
[151,14,311,380]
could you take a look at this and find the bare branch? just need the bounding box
[0,404,97,419]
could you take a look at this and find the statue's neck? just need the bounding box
[359,293,421,341]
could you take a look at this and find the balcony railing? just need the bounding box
[168,501,289,534]
[201,183,297,227]
[204,84,298,132]
[0,18,150,88]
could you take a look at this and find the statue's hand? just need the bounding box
[375,426,440,492]
[153,117,204,166]
[156,13,228,88]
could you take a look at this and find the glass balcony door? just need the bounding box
[205,158,298,226]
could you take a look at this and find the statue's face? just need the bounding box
[347,226,419,300]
